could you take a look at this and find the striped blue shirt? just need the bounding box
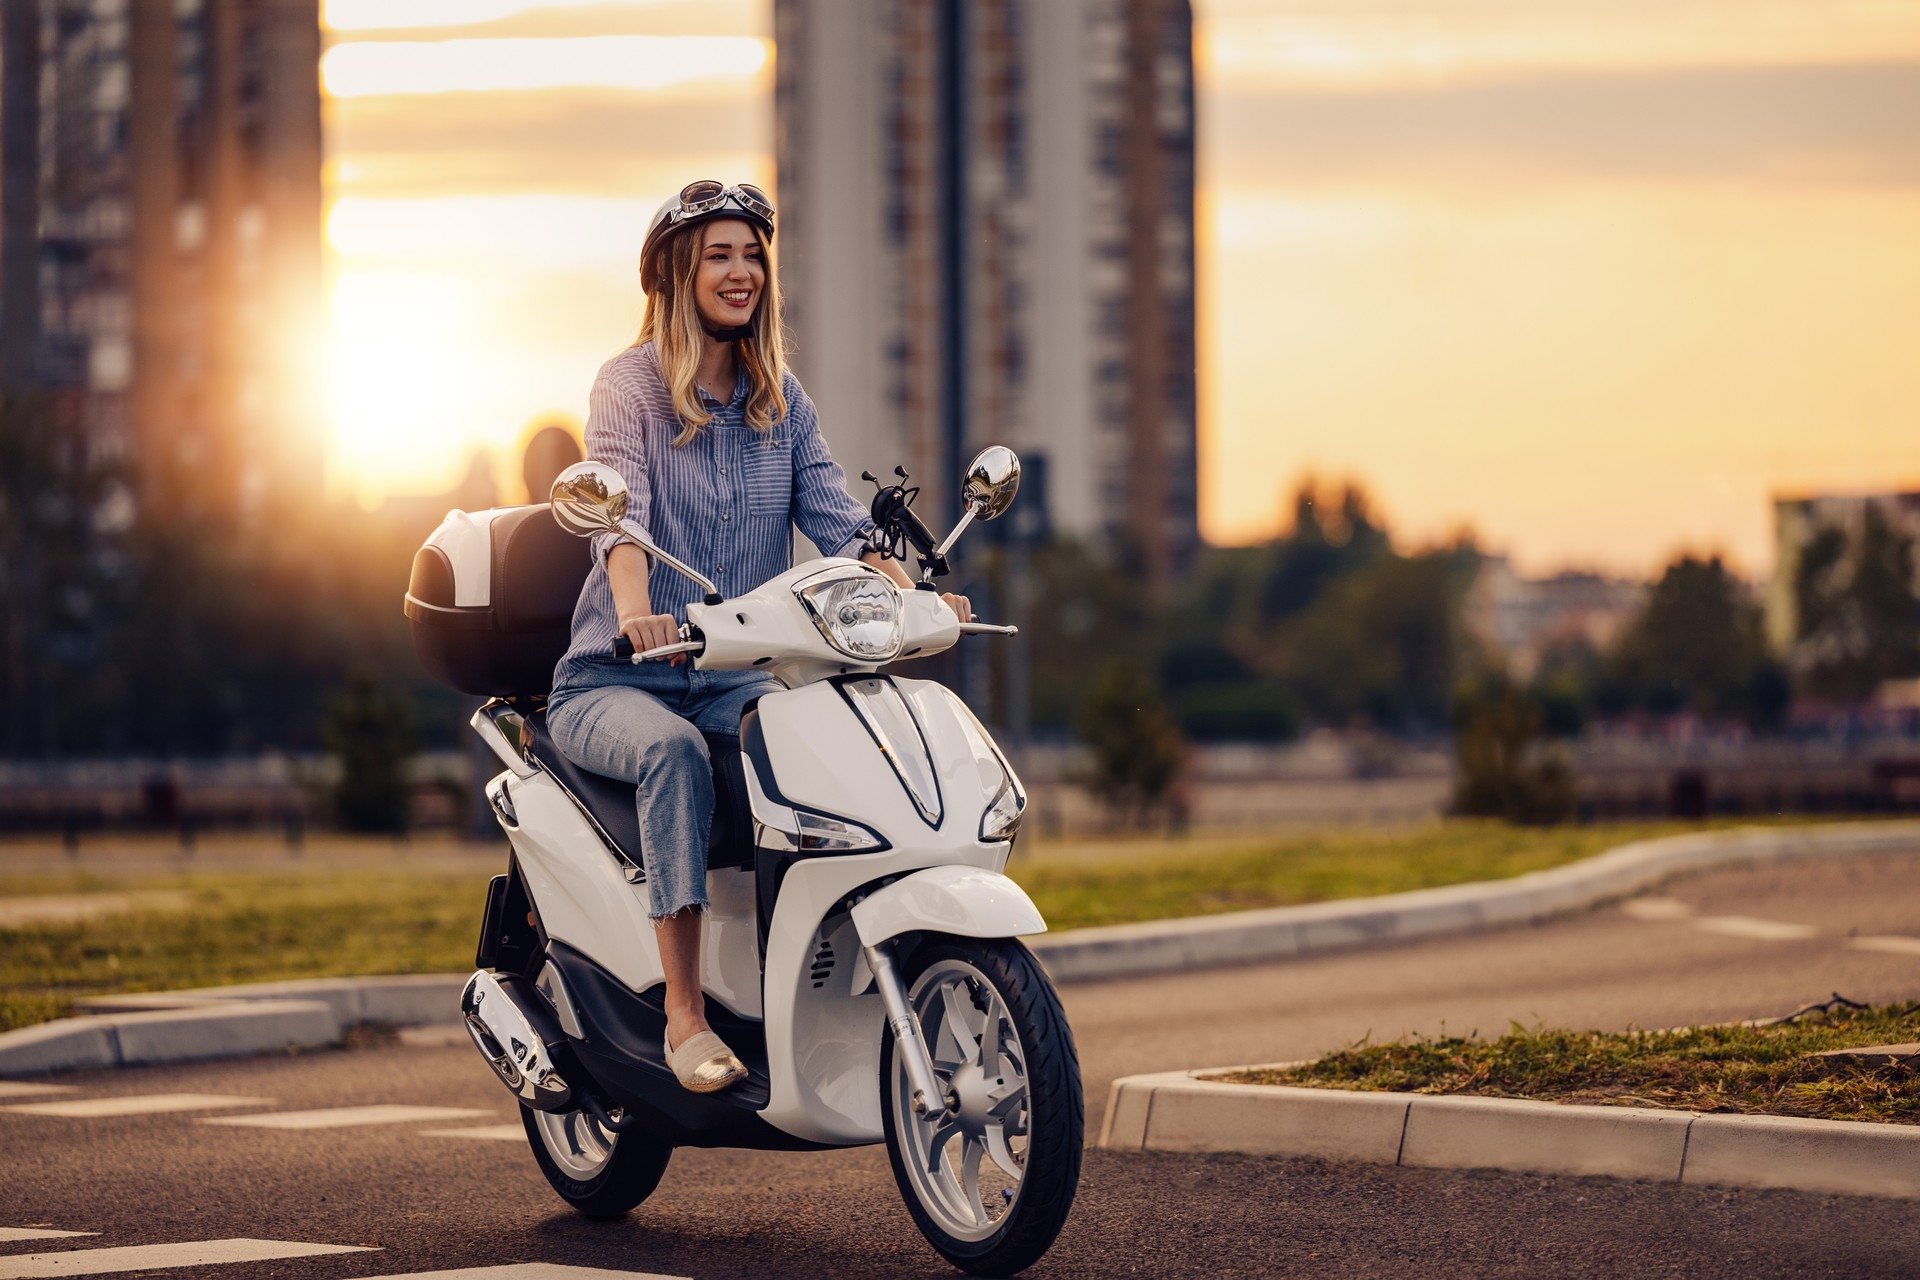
[553,342,875,690]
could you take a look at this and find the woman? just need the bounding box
[547,181,969,1094]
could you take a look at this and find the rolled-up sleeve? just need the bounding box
[584,364,655,566]
[787,380,874,560]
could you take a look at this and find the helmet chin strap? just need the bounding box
[702,320,753,343]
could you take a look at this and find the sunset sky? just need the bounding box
[319,0,1920,578]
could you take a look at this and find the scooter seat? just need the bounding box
[522,710,756,875]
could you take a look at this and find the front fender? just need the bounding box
[850,865,1046,947]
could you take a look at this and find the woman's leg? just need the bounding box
[548,683,718,1051]
[653,908,707,1052]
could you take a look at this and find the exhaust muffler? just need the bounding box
[460,970,574,1112]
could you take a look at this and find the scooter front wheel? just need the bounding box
[520,1103,672,1218]
[880,936,1083,1275]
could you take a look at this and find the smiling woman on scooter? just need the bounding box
[546,181,969,1096]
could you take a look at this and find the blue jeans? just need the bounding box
[547,661,780,918]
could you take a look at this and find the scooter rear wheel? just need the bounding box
[520,1103,672,1218]
[880,936,1083,1275]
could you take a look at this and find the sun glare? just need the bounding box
[320,35,769,98]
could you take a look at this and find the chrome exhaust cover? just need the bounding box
[460,970,573,1112]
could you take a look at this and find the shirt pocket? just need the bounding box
[741,433,792,518]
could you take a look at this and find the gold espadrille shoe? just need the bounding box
[665,1029,747,1094]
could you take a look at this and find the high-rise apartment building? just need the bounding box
[0,0,322,525]
[774,0,1198,585]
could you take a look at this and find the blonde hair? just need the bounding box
[638,219,788,447]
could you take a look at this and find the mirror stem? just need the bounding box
[929,501,982,568]
[619,518,721,600]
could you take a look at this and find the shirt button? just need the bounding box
[721,512,729,522]
[718,466,726,475]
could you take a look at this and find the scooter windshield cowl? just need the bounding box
[839,677,942,827]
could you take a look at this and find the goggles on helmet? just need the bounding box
[670,181,774,231]
[640,181,776,295]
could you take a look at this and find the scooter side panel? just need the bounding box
[503,772,664,994]
[502,771,765,1021]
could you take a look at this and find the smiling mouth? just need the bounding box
[719,290,754,307]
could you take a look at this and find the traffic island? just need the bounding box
[1101,1000,1920,1200]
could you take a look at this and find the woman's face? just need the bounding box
[694,218,766,331]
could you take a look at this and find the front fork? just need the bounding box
[864,940,957,1117]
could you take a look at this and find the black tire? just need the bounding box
[880,936,1083,1276]
[519,1103,673,1218]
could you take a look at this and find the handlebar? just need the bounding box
[612,625,704,663]
[957,622,1018,637]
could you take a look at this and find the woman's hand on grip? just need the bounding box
[620,611,686,666]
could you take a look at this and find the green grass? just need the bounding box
[0,817,1893,1033]
[0,868,491,1033]
[1010,818,1763,931]
[1216,1001,1920,1125]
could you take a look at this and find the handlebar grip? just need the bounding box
[612,637,635,659]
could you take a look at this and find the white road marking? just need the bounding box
[0,1084,76,1099]
[357,1266,691,1280]
[0,1232,95,1244]
[0,1239,373,1278]
[1,1094,273,1119]
[1621,897,1694,922]
[1690,915,1820,942]
[1850,935,1920,956]
[202,1105,490,1130]
[422,1124,525,1141]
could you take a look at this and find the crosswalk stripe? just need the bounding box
[1621,897,1693,922]
[1,1094,273,1119]
[0,1084,76,1099]
[0,1233,95,1245]
[421,1124,525,1142]
[0,1239,373,1278]
[356,1266,690,1280]
[1851,935,1920,956]
[1690,915,1819,942]
[202,1105,491,1130]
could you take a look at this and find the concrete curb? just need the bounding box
[4,821,1917,1077]
[0,976,469,1077]
[1100,1069,1920,1200]
[1029,819,1920,982]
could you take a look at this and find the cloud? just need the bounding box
[321,34,767,98]
[1208,61,1920,185]
[327,88,769,197]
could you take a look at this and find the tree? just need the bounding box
[1608,555,1786,725]
[0,392,122,756]
[1450,673,1576,825]
[1077,661,1188,829]
[1794,506,1920,703]
[324,670,418,834]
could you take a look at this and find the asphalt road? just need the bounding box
[6,850,1920,1279]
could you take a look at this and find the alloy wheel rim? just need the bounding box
[534,1107,615,1180]
[893,957,1031,1242]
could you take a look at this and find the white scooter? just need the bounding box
[401,448,1081,1276]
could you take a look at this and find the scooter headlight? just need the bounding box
[794,809,886,852]
[795,567,904,663]
[981,775,1025,843]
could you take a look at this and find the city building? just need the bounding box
[0,0,322,526]
[1464,556,1646,679]
[773,0,1198,585]
[1768,490,1920,656]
